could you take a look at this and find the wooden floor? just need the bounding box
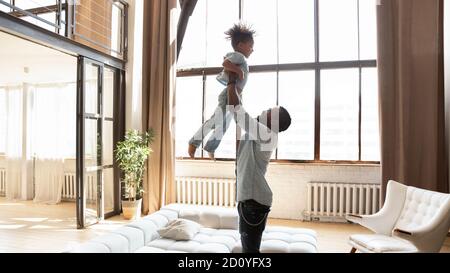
[0,198,449,253]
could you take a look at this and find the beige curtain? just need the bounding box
[141,0,178,215]
[377,0,448,196]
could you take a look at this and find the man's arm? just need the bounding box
[227,72,240,107]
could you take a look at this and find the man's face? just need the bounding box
[257,108,274,129]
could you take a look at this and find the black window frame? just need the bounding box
[176,0,380,165]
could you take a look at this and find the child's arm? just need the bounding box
[223,59,244,81]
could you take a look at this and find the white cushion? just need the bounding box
[158,219,202,241]
[143,214,171,228]
[135,246,187,253]
[349,234,417,253]
[91,233,129,253]
[194,243,230,253]
[126,220,159,244]
[71,204,318,253]
[72,242,111,253]
[146,228,240,253]
[162,204,239,229]
[111,226,145,252]
[395,187,449,231]
[232,226,317,253]
[192,228,239,251]
[135,246,169,253]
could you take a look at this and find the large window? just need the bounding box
[176,0,379,163]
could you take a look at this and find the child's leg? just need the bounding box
[189,88,228,158]
[203,108,233,154]
[188,111,219,149]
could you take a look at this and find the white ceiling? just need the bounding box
[0,31,78,86]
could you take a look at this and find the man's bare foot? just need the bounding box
[188,144,197,158]
[207,152,216,162]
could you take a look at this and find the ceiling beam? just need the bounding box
[177,0,197,59]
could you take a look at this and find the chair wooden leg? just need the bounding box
[350,247,357,253]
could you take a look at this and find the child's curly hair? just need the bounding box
[225,22,256,50]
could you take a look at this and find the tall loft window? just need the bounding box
[176,0,379,163]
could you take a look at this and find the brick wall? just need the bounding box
[176,160,381,220]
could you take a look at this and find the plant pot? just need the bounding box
[122,198,142,220]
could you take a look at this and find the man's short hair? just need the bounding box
[225,22,256,50]
[278,106,291,133]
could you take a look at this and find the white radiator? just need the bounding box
[175,176,236,207]
[0,170,95,201]
[304,182,381,222]
[62,173,96,202]
[0,168,5,197]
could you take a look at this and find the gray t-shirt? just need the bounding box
[216,51,249,91]
[232,105,278,207]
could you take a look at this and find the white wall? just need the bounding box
[125,0,144,131]
[176,160,381,220]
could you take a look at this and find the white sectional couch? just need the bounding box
[72,203,317,253]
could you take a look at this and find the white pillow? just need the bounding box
[157,219,202,241]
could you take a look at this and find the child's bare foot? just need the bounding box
[207,152,216,162]
[188,144,197,158]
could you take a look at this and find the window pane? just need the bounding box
[103,121,113,166]
[359,0,377,60]
[320,69,359,160]
[242,72,277,117]
[104,168,114,214]
[206,0,239,67]
[175,76,203,158]
[177,0,206,68]
[241,72,277,160]
[361,68,380,161]
[278,0,315,64]
[3,87,23,157]
[111,4,122,53]
[32,84,76,159]
[242,0,277,65]
[203,77,236,159]
[85,63,99,114]
[85,119,99,167]
[85,171,98,222]
[178,0,240,68]
[103,67,115,119]
[278,71,315,160]
[319,0,358,62]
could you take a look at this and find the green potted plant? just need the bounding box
[115,129,155,220]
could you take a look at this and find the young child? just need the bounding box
[188,23,255,159]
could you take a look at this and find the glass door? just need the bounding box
[102,67,116,217]
[76,56,120,228]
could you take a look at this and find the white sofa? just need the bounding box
[72,203,317,253]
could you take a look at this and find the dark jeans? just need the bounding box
[238,199,271,253]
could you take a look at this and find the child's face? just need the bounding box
[238,40,254,58]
